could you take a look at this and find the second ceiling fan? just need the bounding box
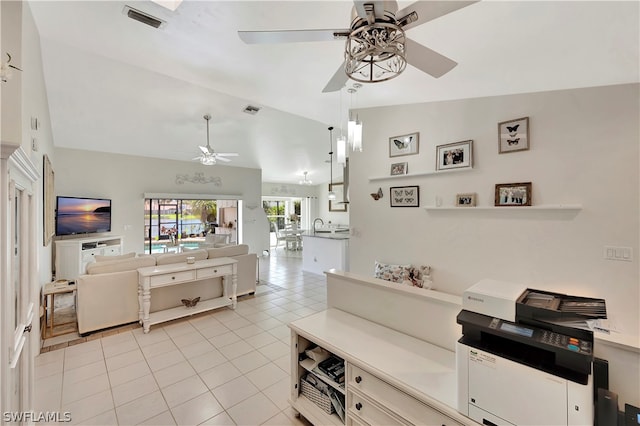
[194,114,238,166]
[238,1,477,92]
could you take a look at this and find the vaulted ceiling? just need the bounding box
[28,1,639,184]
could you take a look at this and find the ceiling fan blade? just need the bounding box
[322,61,349,93]
[199,145,210,154]
[405,38,457,78]
[216,153,239,157]
[215,156,232,162]
[396,1,478,31]
[238,29,349,44]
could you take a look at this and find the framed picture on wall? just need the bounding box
[43,154,55,246]
[329,182,347,212]
[390,186,419,207]
[494,182,532,206]
[390,162,408,176]
[455,193,476,207]
[436,140,473,171]
[498,116,529,153]
[389,132,419,157]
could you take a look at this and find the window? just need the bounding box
[144,198,237,253]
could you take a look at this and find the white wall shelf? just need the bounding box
[424,204,582,211]
[368,168,471,182]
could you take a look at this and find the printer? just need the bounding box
[456,279,607,426]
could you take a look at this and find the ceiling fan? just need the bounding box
[193,114,238,166]
[238,1,477,92]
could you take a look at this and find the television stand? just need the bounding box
[55,235,123,280]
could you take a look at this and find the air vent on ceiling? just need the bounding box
[243,105,261,115]
[123,5,166,29]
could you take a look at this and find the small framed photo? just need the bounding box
[436,140,473,171]
[390,162,408,176]
[389,132,419,157]
[498,116,529,153]
[390,186,419,207]
[456,193,476,207]
[495,182,532,206]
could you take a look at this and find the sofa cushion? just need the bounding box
[86,256,156,275]
[155,249,208,265]
[94,252,136,262]
[207,244,249,259]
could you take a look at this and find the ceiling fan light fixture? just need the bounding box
[345,21,406,84]
[200,155,215,166]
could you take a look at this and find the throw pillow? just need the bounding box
[374,261,411,283]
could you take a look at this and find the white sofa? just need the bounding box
[75,244,257,335]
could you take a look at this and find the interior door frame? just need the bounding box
[1,147,39,419]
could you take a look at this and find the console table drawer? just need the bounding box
[150,270,195,287]
[348,364,461,425]
[348,391,405,426]
[196,264,233,279]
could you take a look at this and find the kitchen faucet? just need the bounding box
[313,218,324,234]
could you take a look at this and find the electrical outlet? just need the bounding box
[603,246,633,262]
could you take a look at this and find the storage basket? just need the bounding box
[300,376,334,414]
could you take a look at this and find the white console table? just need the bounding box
[137,257,237,333]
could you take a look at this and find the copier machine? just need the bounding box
[456,279,607,426]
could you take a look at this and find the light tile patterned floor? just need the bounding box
[35,252,320,425]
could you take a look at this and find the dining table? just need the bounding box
[280,227,307,250]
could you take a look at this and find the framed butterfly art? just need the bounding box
[498,117,529,154]
[389,132,419,157]
[390,186,420,207]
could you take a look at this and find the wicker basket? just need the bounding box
[300,376,334,414]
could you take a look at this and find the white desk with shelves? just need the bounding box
[289,271,475,426]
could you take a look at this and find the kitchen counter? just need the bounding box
[304,232,349,240]
[302,233,349,275]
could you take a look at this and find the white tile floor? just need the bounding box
[35,252,321,425]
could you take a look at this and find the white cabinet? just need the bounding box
[289,310,472,426]
[291,334,345,425]
[302,235,349,275]
[55,235,123,280]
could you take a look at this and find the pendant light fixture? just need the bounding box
[347,84,363,152]
[336,89,347,165]
[327,126,336,200]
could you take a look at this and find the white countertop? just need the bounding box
[302,233,350,240]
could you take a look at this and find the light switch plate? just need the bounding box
[604,246,633,262]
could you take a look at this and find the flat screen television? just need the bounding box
[55,196,112,236]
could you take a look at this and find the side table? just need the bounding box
[43,281,77,338]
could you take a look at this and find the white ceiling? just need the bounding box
[28,1,639,184]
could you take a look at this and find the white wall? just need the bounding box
[22,3,56,286]
[53,148,263,256]
[348,84,639,337]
